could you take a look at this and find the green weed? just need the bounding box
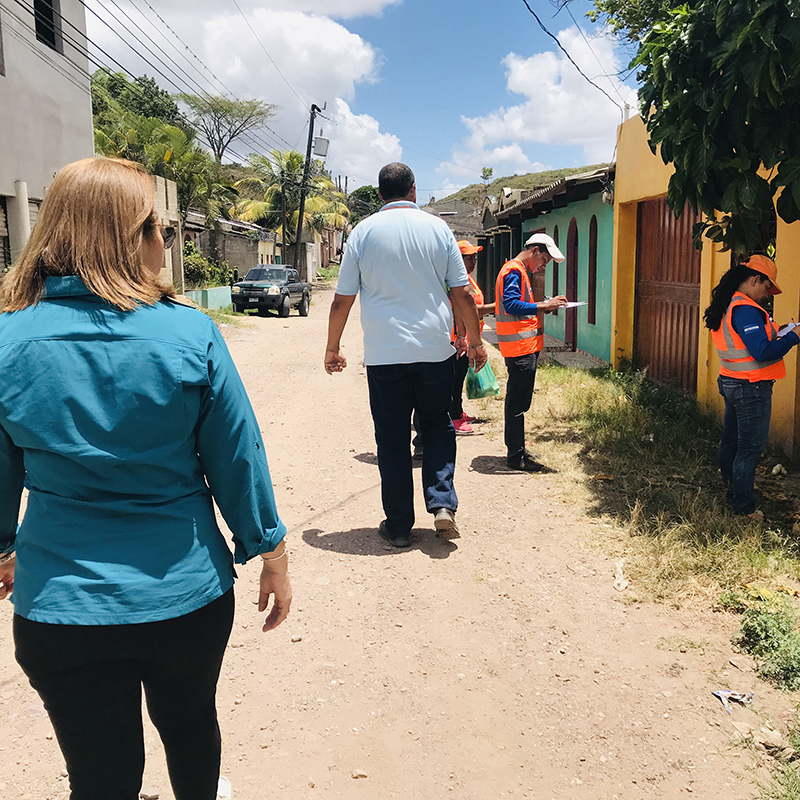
[515,362,800,604]
[316,264,340,282]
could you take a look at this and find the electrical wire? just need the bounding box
[0,5,92,96]
[228,0,308,112]
[520,0,624,114]
[563,4,629,104]
[317,111,486,177]
[76,0,288,163]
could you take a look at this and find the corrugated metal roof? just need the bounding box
[495,165,615,219]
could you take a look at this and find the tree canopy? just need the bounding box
[633,0,800,254]
[583,0,684,41]
[235,150,348,243]
[176,94,277,164]
[347,185,382,224]
[92,70,183,129]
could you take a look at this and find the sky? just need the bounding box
[84,0,640,203]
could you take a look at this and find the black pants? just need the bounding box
[504,352,539,459]
[449,353,470,420]
[14,589,235,800]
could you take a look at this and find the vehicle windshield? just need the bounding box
[244,267,287,282]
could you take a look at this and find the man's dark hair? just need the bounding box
[378,163,415,201]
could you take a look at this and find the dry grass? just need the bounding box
[478,358,800,606]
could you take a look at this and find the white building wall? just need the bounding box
[0,0,93,259]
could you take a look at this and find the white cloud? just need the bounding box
[439,25,637,183]
[222,0,400,17]
[144,0,400,18]
[86,2,402,186]
[202,10,380,111]
[321,99,402,188]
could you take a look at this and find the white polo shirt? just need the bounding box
[336,201,469,366]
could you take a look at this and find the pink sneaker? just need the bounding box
[461,412,477,423]
[453,418,474,434]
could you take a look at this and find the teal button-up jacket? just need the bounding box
[0,277,285,624]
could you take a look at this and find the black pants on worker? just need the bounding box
[14,589,235,800]
[504,352,539,460]
[449,352,470,420]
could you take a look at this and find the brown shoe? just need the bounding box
[433,508,460,539]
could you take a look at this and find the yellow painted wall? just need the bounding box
[612,117,800,456]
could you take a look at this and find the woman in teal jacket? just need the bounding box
[0,157,291,800]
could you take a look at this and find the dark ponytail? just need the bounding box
[703,265,763,331]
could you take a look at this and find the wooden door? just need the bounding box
[634,197,701,394]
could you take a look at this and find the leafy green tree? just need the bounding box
[176,94,277,165]
[91,70,183,128]
[481,167,494,183]
[347,185,382,224]
[235,150,348,243]
[584,0,683,41]
[632,0,800,254]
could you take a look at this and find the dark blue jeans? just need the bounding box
[367,356,457,534]
[718,375,773,515]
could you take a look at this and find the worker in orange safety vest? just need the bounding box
[449,240,497,434]
[705,255,800,522]
[495,233,567,471]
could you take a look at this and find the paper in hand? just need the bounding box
[779,322,798,338]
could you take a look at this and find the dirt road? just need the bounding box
[0,287,790,799]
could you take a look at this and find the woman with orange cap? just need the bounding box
[450,240,495,433]
[705,255,800,521]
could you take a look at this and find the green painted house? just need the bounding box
[478,166,615,364]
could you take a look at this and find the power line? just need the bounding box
[0,5,91,97]
[563,4,628,105]
[519,0,624,114]
[90,0,296,160]
[5,0,345,222]
[317,110,486,177]
[228,0,308,111]
[78,0,288,164]
[121,0,291,155]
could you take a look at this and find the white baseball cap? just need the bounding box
[525,233,565,263]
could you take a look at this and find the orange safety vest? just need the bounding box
[494,259,542,357]
[712,291,786,382]
[450,274,486,343]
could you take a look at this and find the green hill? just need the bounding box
[438,164,608,205]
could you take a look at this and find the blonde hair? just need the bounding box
[0,157,175,312]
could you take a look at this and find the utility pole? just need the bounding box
[281,175,287,266]
[295,103,322,280]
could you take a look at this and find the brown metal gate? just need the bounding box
[634,196,701,394]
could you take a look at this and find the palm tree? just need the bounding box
[235,150,348,246]
[95,118,237,229]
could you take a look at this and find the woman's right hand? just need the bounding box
[258,560,292,632]
[0,558,14,601]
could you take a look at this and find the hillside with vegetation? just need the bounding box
[437,164,608,205]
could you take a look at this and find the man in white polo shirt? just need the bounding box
[324,163,486,548]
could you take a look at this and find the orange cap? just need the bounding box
[457,240,482,255]
[744,255,781,295]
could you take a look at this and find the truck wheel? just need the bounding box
[233,303,243,313]
[298,292,310,317]
[278,294,291,318]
